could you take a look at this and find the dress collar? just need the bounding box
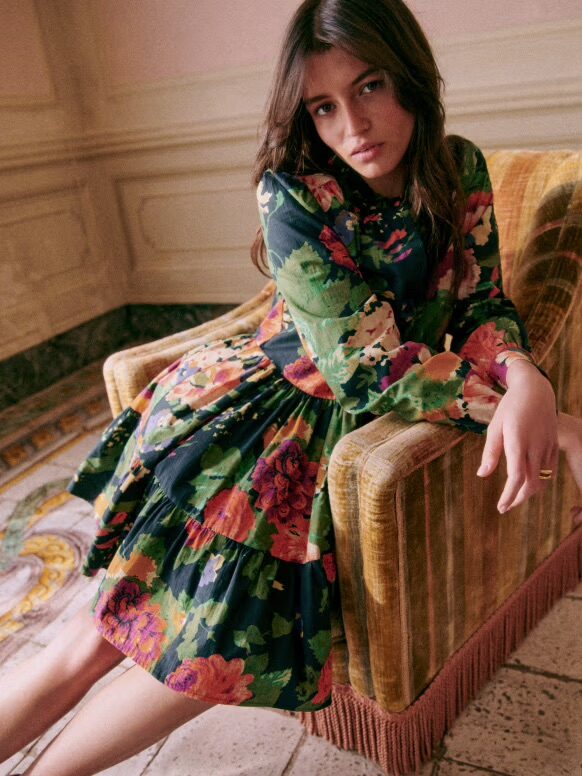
[327,153,409,210]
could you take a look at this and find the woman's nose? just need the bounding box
[344,105,371,137]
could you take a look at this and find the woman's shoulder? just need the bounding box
[257,168,347,215]
[446,135,492,193]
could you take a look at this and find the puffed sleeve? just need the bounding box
[257,168,508,434]
[445,140,550,391]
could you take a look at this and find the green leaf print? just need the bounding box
[134,535,169,569]
[296,664,320,702]
[247,515,276,550]
[200,444,241,472]
[233,624,266,654]
[248,669,292,706]
[272,613,294,637]
[244,653,269,677]
[308,630,331,664]
[242,552,279,600]
[177,599,229,659]
[289,186,319,213]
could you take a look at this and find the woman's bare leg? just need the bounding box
[25,664,215,776]
[0,605,124,762]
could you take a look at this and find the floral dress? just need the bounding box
[69,137,544,712]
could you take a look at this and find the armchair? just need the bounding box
[103,150,582,775]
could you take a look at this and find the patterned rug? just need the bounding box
[0,365,111,665]
[0,360,111,486]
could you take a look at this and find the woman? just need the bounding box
[1,1,580,774]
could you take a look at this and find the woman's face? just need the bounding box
[303,47,415,198]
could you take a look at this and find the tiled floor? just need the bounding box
[1,374,581,775]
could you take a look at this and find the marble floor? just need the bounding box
[0,367,581,776]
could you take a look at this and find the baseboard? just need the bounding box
[0,302,236,411]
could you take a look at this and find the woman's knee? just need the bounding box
[46,604,125,680]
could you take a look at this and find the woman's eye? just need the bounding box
[362,79,384,94]
[315,103,334,117]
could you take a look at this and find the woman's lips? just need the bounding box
[352,143,384,162]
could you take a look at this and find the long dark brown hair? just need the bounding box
[250,0,466,299]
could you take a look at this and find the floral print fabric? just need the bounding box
[258,138,543,433]
[69,136,543,712]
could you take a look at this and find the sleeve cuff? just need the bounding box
[490,347,552,391]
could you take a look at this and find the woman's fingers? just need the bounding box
[497,439,527,513]
[499,441,559,513]
[477,414,504,478]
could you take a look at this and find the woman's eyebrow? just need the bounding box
[303,67,380,106]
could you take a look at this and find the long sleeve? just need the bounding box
[443,141,546,391]
[257,168,508,434]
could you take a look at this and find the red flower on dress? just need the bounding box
[463,191,494,235]
[202,486,256,543]
[319,226,361,274]
[185,517,217,550]
[296,174,344,211]
[322,552,337,583]
[459,321,505,377]
[165,654,255,704]
[255,299,285,345]
[269,516,312,563]
[95,580,167,668]
[252,440,318,527]
[283,356,335,399]
[311,655,333,706]
[382,228,408,251]
[489,265,501,298]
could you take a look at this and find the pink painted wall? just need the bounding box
[3,0,580,94]
[0,0,53,98]
[93,0,582,86]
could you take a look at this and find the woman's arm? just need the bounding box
[427,140,560,512]
[258,169,509,432]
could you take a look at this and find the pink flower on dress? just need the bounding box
[428,248,455,298]
[462,371,501,424]
[459,321,505,376]
[344,299,399,352]
[379,342,429,389]
[457,249,482,300]
[319,226,360,274]
[202,486,256,543]
[463,191,494,236]
[95,580,167,668]
[165,654,255,704]
[252,440,318,528]
[297,174,344,211]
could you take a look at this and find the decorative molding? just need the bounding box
[114,165,265,304]
[0,18,580,171]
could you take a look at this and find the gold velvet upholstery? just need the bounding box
[102,150,582,773]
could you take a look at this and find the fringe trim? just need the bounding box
[294,526,582,776]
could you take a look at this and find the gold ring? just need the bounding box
[538,469,553,480]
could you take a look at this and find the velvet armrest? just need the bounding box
[328,410,575,713]
[103,281,276,415]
